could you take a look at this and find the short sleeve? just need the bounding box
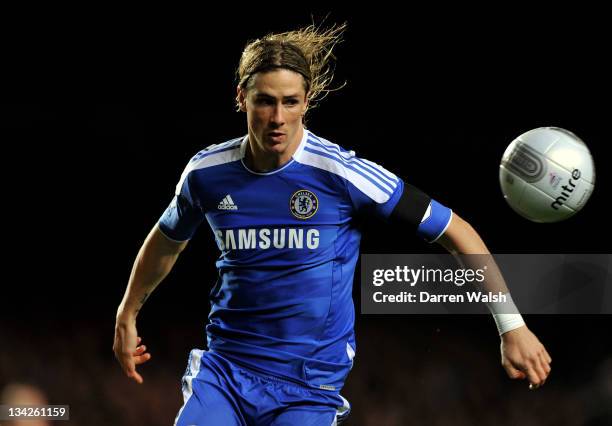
[345,157,404,220]
[158,164,205,242]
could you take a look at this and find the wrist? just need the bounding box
[486,293,525,336]
[116,305,138,324]
[500,324,527,339]
[492,313,526,336]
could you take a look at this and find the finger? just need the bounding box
[526,367,544,388]
[533,366,547,387]
[120,353,136,371]
[133,345,147,356]
[118,357,139,384]
[128,370,144,384]
[134,353,152,365]
[538,352,551,376]
[137,337,142,345]
[122,356,143,384]
[532,353,550,384]
[504,365,526,380]
[543,348,552,364]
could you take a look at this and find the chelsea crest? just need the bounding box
[290,190,319,220]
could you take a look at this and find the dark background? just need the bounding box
[1,8,611,425]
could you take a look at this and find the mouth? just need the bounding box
[267,131,286,143]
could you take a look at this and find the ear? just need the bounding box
[236,86,247,112]
[302,92,309,116]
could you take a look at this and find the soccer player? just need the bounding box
[113,24,552,425]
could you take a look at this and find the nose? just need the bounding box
[270,103,285,127]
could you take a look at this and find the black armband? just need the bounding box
[389,184,431,230]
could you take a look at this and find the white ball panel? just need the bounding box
[515,127,561,155]
[499,166,528,204]
[518,185,576,223]
[546,138,595,184]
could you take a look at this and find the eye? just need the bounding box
[284,99,299,106]
[255,98,274,106]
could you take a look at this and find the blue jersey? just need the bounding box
[159,129,451,392]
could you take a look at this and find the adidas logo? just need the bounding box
[218,194,238,211]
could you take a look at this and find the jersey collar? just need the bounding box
[238,128,309,175]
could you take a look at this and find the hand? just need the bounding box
[500,325,552,389]
[113,317,152,384]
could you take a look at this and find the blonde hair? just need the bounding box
[236,22,347,115]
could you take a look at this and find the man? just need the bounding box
[114,24,551,425]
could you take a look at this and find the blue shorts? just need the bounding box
[174,349,351,426]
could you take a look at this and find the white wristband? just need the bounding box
[486,294,525,335]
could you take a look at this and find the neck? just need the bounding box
[246,127,304,172]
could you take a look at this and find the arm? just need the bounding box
[113,224,188,384]
[436,213,552,389]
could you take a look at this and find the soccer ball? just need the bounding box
[499,127,595,223]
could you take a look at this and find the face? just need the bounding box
[238,69,308,158]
